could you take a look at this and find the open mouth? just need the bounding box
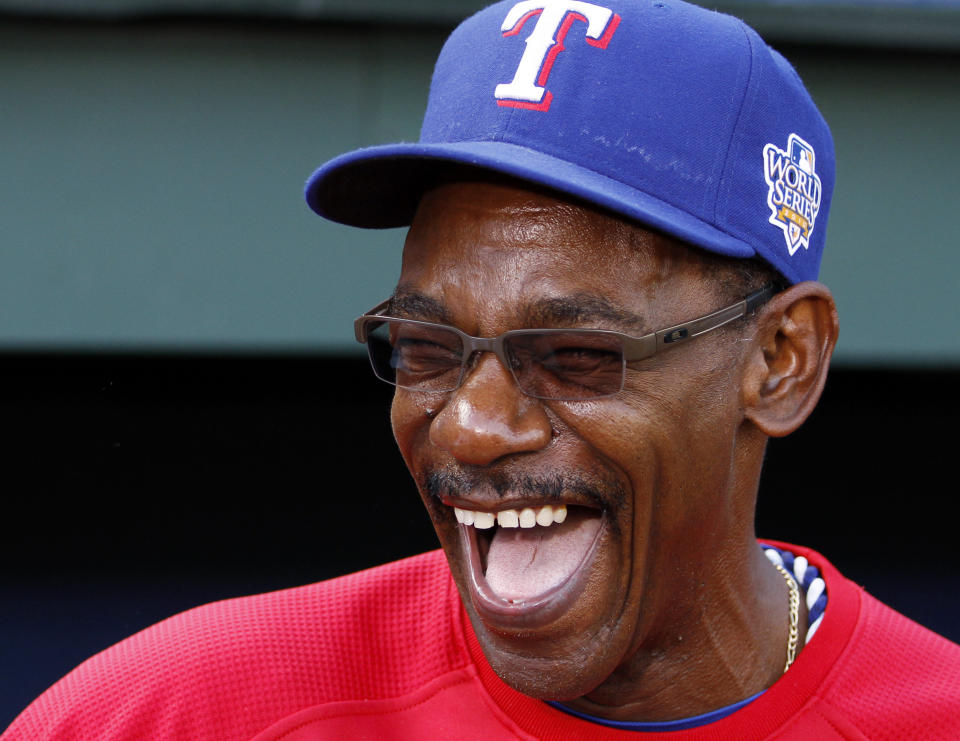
[452,502,604,625]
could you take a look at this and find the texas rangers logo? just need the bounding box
[763,133,822,256]
[495,1,621,111]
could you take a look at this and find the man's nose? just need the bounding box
[428,353,552,466]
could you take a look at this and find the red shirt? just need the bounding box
[4,543,959,740]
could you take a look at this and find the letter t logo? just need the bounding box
[495,1,621,111]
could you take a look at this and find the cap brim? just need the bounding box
[305,140,756,260]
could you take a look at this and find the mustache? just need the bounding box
[423,468,625,511]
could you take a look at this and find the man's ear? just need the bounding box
[742,281,839,438]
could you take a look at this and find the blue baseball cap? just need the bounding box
[305,0,834,284]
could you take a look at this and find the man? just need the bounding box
[5,1,959,739]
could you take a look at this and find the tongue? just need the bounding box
[484,508,601,601]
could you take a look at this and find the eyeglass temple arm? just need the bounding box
[354,299,392,343]
[621,283,779,362]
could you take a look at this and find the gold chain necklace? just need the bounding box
[773,563,800,672]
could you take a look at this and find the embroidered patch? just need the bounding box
[763,133,822,256]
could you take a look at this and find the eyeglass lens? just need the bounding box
[365,319,627,400]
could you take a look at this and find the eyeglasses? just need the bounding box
[354,284,777,401]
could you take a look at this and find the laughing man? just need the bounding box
[5,1,960,739]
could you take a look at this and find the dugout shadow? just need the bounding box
[0,355,957,730]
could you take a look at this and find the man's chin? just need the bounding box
[468,607,622,701]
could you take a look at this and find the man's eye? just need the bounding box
[542,346,621,374]
[393,337,461,373]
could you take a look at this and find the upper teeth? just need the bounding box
[454,504,568,529]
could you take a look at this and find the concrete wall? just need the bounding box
[1,14,958,362]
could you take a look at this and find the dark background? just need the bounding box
[1,354,957,729]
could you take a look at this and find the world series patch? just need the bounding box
[763,133,822,256]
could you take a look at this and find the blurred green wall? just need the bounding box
[1,8,958,362]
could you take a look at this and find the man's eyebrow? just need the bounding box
[388,289,647,332]
[388,289,453,324]
[522,295,647,332]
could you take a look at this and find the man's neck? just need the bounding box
[558,543,808,723]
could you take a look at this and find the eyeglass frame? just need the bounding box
[353,283,779,400]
